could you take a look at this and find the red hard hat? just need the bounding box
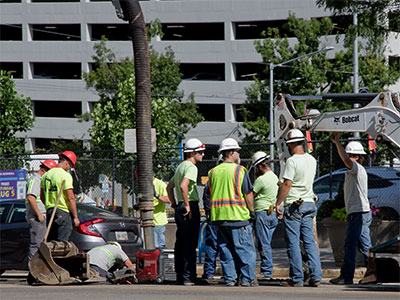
[40,159,57,169]
[58,151,77,167]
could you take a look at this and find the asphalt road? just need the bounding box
[1,275,399,300]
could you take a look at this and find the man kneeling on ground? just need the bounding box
[88,241,135,279]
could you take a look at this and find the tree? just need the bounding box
[240,15,338,143]
[241,10,400,147]
[83,39,203,180]
[316,0,400,44]
[0,71,35,155]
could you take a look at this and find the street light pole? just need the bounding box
[268,46,334,170]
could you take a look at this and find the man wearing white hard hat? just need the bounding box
[330,133,371,285]
[167,138,205,285]
[276,129,322,287]
[251,151,279,279]
[207,138,257,287]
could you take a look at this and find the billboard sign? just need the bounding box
[0,170,27,200]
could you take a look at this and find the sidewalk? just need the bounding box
[197,247,366,280]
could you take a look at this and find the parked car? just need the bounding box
[313,166,400,218]
[0,199,142,274]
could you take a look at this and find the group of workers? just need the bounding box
[166,129,371,287]
[25,128,371,287]
[25,150,135,280]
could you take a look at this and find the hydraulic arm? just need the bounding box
[274,92,400,178]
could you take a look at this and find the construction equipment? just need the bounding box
[29,180,98,285]
[274,91,400,284]
[274,91,400,179]
[359,237,400,284]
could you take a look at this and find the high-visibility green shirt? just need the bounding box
[41,167,74,213]
[153,178,168,226]
[253,171,279,212]
[170,160,199,202]
[208,162,250,221]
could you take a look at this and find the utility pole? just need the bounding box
[353,10,360,139]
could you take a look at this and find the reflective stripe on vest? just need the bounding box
[209,163,249,221]
[25,177,42,204]
[93,246,115,266]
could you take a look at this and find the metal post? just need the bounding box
[269,63,274,171]
[353,11,360,139]
[112,150,115,207]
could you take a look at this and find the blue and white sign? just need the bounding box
[0,170,27,200]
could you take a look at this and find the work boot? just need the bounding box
[308,280,320,287]
[240,279,259,287]
[225,281,236,287]
[280,279,303,287]
[329,277,353,285]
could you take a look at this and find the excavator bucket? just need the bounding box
[360,237,400,284]
[29,240,98,285]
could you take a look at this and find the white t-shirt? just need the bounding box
[344,161,369,214]
[282,153,316,205]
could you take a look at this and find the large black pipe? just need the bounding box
[119,0,154,249]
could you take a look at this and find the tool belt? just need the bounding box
[267,204,275,215]
[293,199,304,206]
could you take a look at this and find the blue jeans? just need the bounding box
[254,210,278,277]
[203,221,219,277]
[154,225,166,249]
[340,211,372,282]
[217,224,256,285]
[174,202,200,282]
[283,202,322,283]
[46,208,73,241]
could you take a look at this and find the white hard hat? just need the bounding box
[345,141,366,155]
[218,138,241,152]
[184,138,205,153]
[107,241,122,250]
[285,129,305,144]
[251,151,269,167]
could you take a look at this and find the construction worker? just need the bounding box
[41,151,79,241]
[201,154,223,280]
[166,138,205,286]
[207,138,257,287]
[25,159,57,260]
[153,177,171,248]
[88,241,135,278]
[251,151,279,279]
[329,133,372,285]
[275,129,322,287]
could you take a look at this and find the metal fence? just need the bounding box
[1,138,399,217]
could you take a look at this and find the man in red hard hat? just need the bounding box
[25,159,57,259]
[40,151,80,241]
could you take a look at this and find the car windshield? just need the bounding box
[76,203,121,218]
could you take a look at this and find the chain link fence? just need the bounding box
[1,138,399,218]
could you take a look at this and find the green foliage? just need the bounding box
[317,182,345,220]
[241,6,400,146]
[0,71,35,155]
[331,207,347,221]
[316,0,400,46]
[82,33,203,182]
